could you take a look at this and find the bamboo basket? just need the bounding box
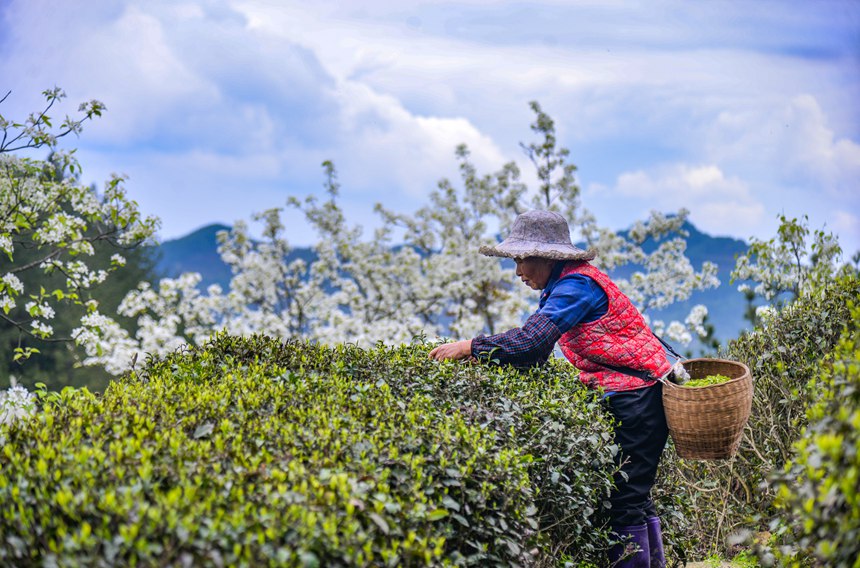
[662,358,753,460]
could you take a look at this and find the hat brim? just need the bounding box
[479,238,597,261]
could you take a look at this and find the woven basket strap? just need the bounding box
[598,362,656,382]
[652,332,684,360]
[595,330,684,381]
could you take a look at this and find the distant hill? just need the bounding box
[153,221,752,350]
[154,224,316,291]
[609,221,753,348]
[154,224,234,289]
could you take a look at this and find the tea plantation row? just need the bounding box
[4,276,858,566]
[0,336,622,566]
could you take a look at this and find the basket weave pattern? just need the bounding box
[662,358,753,460]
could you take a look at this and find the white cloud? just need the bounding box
[82,8,220,142]
[832,210,860,255]
[615,164,750,201]
[235,0,858,127]
[0,2,221,143]
[833,210,859,233]
[1,0,508,208]
[709,95,860,196]
[693,201,768,239]
[778,95,860,195]
[597,163,766,238]
[692,93,860,249]
[1,0,857,251]
[332,81,506,197]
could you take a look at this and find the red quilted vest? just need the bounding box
[557,261,671,392]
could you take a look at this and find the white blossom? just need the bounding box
[25,301,56,319]
[68,240,95,256]
[665,321,692,345]
[755,305,777,325]
[30,320,53,337]
[0,234,12,256]
[94,161,718,373]
[648,317,666,339]
[71,189,101,216]
[34,212,87,245]
[731,214,844,301]
[59,260,109,289]
[2,273,23,295]
[73,312,141,375]
[0,385,36,425]
[684,304,709,339]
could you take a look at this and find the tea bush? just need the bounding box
[0,335,623,566]
[768,302,860,567]
[657,275,860,556]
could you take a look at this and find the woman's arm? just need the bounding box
[428,275,606,367]
[469,312,562,367]
[428,314,558,367]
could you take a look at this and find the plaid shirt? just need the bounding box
[471,265,608,368]
[471,312,562,368]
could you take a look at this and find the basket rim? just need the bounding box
[666,357,751,390]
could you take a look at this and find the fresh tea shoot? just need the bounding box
[0,333,620,567]
[684,374,733,388]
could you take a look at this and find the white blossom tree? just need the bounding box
[732,214,846,302]
[730,213,855,329]
[0,87,104,154]
[82,102,720,374]
[0,89,158,367]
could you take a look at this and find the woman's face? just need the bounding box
[515,257,556,290]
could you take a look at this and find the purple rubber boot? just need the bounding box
[645,516,666,568]
[608,524,650,568]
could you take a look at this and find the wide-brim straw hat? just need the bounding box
[479,210,597,261]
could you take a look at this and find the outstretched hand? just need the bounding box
[428,339,474,361]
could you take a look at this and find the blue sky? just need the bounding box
[1,0,858,256]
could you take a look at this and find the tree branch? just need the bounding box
[9,248,63,274]
[0,312,71,344]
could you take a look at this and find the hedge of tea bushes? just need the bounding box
[656,275,860,556]
[0,334,624,567]
[768,302,860,567]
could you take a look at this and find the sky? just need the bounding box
[1,0,858,256]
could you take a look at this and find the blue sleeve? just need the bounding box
[538,274,608,333]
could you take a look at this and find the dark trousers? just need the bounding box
[603,383,668,527]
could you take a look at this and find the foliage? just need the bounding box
[82,102,718,376]
[702,551,759,568]
[0,89,159,373]
[0,169,158,391]
[657,214,858,560]
[656,274,860,558]
[0,334,632,566]
[684,374,732,388]
[767,303,860,567]
[731,214,847,303]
